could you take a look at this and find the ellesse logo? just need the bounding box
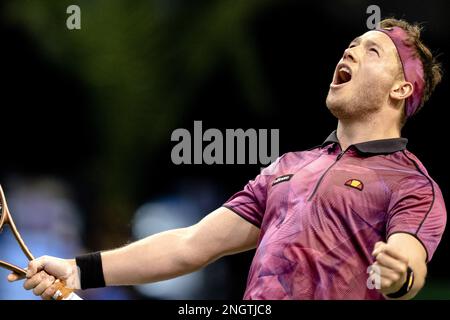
[272,174,293,186]
[344,179,364,191]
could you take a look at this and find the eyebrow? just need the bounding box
[349,36,384,52]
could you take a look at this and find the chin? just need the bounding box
[326,96,355,120]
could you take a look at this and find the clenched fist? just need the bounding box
[368,241,410,296]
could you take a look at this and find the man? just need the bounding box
[10,18,446,300]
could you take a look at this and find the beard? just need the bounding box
[326,78,387,121]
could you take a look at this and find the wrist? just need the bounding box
[386,266,415,299]
[68,259,81,290]
[75,252,106,290]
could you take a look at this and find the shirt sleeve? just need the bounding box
[386,175,447,262]
[222,157,281,228]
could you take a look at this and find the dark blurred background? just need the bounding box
[0,0,448,299]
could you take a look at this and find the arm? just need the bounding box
[10,207,260,298]
[376,173,447,300]
[102,206,260,285]
[370,232,427,300]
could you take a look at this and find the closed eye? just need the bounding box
[369,47,379,56]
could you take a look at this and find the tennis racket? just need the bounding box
[0,184,82,300]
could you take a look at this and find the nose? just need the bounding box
[343,47,357,63]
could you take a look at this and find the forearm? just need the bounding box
[99,227,210,286]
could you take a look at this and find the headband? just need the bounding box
[376,26,425,117]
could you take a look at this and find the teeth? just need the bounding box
[339,66,351,74]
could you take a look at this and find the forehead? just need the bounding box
[355,30,398,55]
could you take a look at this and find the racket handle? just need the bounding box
[52,280,83,300]
[60,292,83,300]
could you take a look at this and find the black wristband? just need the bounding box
[386,266,414,299]
[75,252,106,290]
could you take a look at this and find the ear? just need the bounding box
[390,81,414,103]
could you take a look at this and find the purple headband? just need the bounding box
[375,26,425,117]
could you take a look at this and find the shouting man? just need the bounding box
[11,18,446,300]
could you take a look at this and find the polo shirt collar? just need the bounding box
[322,130,408,155]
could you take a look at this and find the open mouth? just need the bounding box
[331,64,352,87]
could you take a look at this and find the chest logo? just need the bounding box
[272,174,293,186]
[344,179,364,191]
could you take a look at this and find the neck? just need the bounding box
[336,116,401,151]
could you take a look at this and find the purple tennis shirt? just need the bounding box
[223,131,447,300]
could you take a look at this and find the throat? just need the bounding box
[336,121,401,150]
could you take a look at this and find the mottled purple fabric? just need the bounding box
[376,26,425,117]
[224,134,446,300]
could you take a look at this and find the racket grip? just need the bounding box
[52,280,83,300]
[61,292,83,300]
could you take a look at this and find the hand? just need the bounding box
[7,256,80,300]
[369,241,410,296]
